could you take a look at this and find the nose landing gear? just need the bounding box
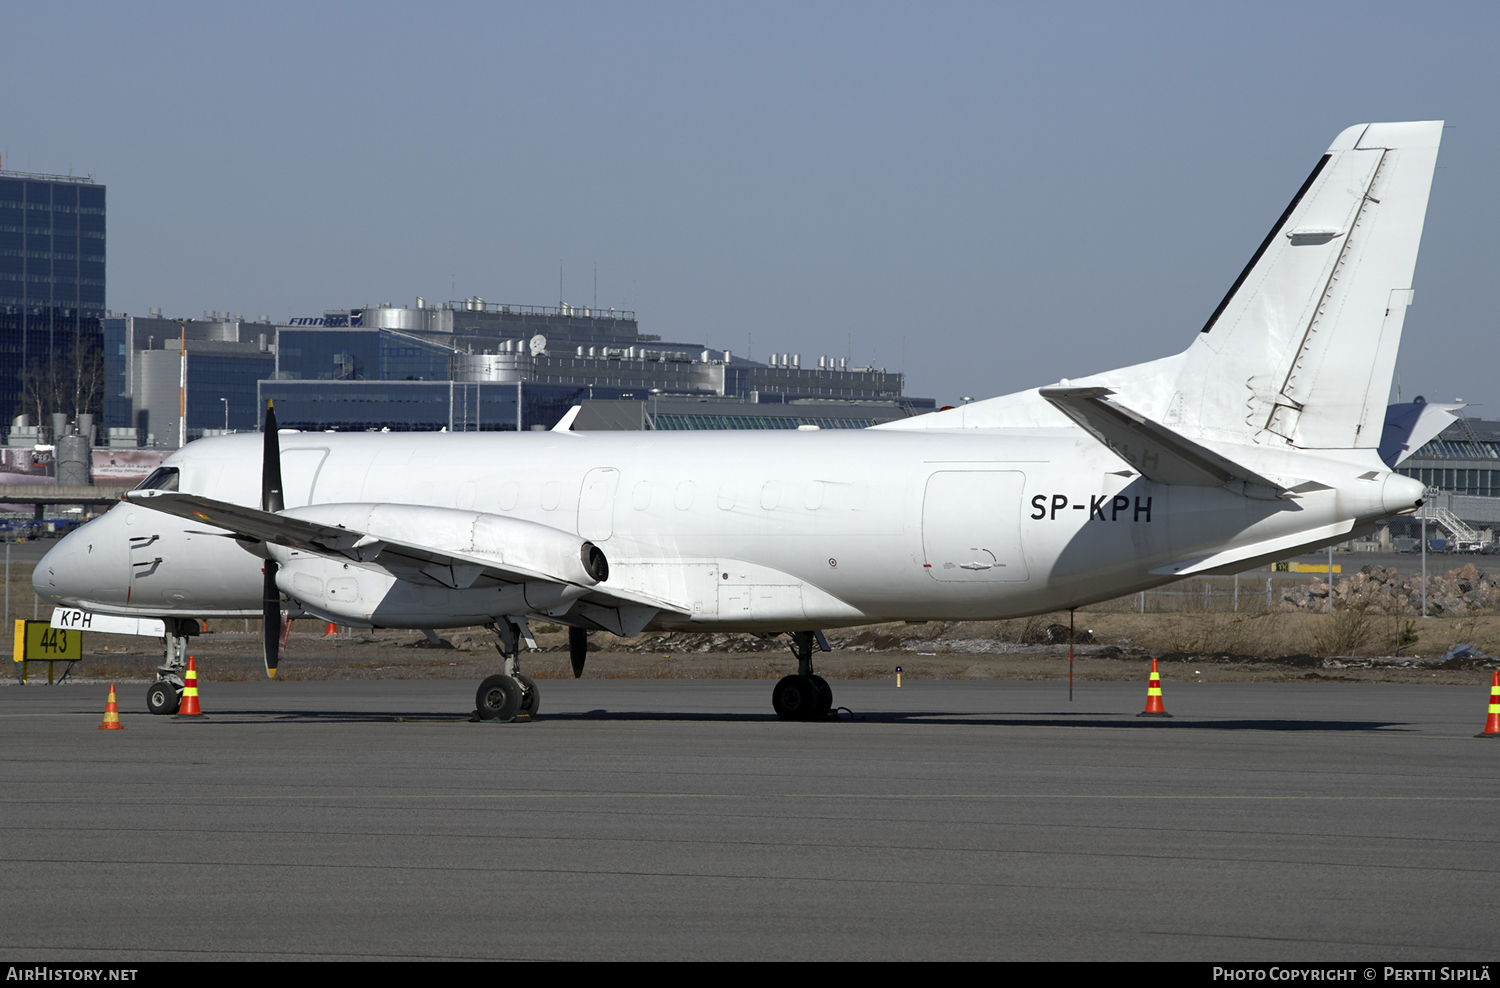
[146,620,196,715]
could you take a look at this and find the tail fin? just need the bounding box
[875,122,1444,445]
[1172,121,1443,449]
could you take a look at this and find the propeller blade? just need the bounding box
[569,627,588,679]
[262,400,284,677]
[262,399,284,514]
[263,563,281,678]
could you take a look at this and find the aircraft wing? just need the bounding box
[121,489,681,613]
[1039,385,1288,499]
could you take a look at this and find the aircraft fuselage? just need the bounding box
[35,427,1414,632]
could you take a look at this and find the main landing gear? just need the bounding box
[146,619,198,715]
[475,618,540,723]
[772,630,833,721]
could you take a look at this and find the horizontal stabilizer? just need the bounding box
[1149,518,1358,577]
[1039,386,1285,499]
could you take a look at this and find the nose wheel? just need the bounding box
[146,679,182,716]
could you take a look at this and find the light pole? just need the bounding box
[1421,490,1430,618]
[649,389,661,430]
[221,398,229,432]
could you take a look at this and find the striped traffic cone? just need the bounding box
[324,622,337,637]
[176,657,203,716]
[1477,670,1500,739]
[1137,657,1172,718]
[98,683,124,730]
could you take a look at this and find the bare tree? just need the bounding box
[16,355,61,426]
[13,336,104,427]
[64,337,104,423]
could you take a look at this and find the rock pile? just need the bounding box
[622,632,787,654]
[1280,563,1500,615]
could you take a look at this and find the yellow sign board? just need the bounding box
[13,619,83,662]
[1273,562,1342,574]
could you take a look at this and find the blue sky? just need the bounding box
[7,1,1496,407]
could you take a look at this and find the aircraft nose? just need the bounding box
[34,530,81,605]
[34,521,127,608]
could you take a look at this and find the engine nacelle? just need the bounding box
[269,503,606,627]
[275,555,587,629]
[283,502,608,586]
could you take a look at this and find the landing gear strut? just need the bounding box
[773,630,833,721]
[147,619,197,715]
[475,618,540,722]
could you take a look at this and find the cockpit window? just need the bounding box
[134,467,180,492]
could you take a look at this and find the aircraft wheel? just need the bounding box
[146,680,180,716]
[772,674,819,721]
[809,675,833,719]
[476,674,521,722]
[515,673,541,718]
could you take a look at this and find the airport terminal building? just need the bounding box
[99,299,933,444]
[1393,416,1500,548]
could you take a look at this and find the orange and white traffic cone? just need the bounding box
[324,622,336,637]
[1137,657,1172,718]
[1477,670,1500,739]
[176,657,203,716]
[98,683,124,730]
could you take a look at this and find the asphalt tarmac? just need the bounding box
[2,677,1497,961]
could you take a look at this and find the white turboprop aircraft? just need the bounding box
[37,121,1444,722]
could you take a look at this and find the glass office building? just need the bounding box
[264,379,650,433]
[0,170,105,423]
[103,313,277,444]
[261,319,932,433]
[275,327,453,383]
[91,303,934,446]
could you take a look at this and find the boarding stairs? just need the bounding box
[1416,498,1483,546]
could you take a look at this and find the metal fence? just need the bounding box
[1083,575,1316,614]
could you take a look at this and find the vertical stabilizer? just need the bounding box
[875,122,1445,445]
[1161,122,1443,450]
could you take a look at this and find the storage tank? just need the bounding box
[57,434,90,486]
[450,353,534,382]
[363,306,428,331]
